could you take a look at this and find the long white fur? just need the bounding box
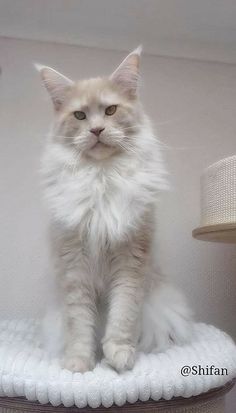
[39,48,193,373]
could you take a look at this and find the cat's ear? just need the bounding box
[35,64,73,110]
[110,46,142,97]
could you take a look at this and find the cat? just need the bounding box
[37,46,193,373]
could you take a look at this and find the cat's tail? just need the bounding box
[139,280,193,353]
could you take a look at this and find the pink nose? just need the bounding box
[90,127,105,137]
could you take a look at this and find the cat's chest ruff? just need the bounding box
[76,170,119,215]
[60,166,138,242]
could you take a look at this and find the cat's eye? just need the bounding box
[105,105,117,116]
[74,111,86,120]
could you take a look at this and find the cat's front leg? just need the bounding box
[102,254,145,372]
[61,269,97,373]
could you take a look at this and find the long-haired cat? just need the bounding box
[37,47,192,373]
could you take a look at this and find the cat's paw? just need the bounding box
[103,341,136,372]
[63,355,95,373]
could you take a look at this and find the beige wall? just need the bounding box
[0,37,235,338]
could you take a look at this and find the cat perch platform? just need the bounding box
[0,319,235,412]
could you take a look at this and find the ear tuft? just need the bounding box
[110,46,142,97]
[34,62,46,72]
[132,45,143,56]
[35,64,73,110]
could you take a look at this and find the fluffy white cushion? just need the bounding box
[0,319,235,408]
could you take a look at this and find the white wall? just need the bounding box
[0,37,236,338]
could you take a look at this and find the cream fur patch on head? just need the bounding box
[36,47,143,161]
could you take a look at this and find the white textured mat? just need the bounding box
[0,320,236,408]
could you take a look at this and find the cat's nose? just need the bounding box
[90,127,105,137]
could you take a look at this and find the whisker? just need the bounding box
[155,116,183,126]
[121,125,141,131]
[54,135,75,140]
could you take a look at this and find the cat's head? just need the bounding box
[37,47,143,161]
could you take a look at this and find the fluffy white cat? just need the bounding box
[38,47,193,373]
